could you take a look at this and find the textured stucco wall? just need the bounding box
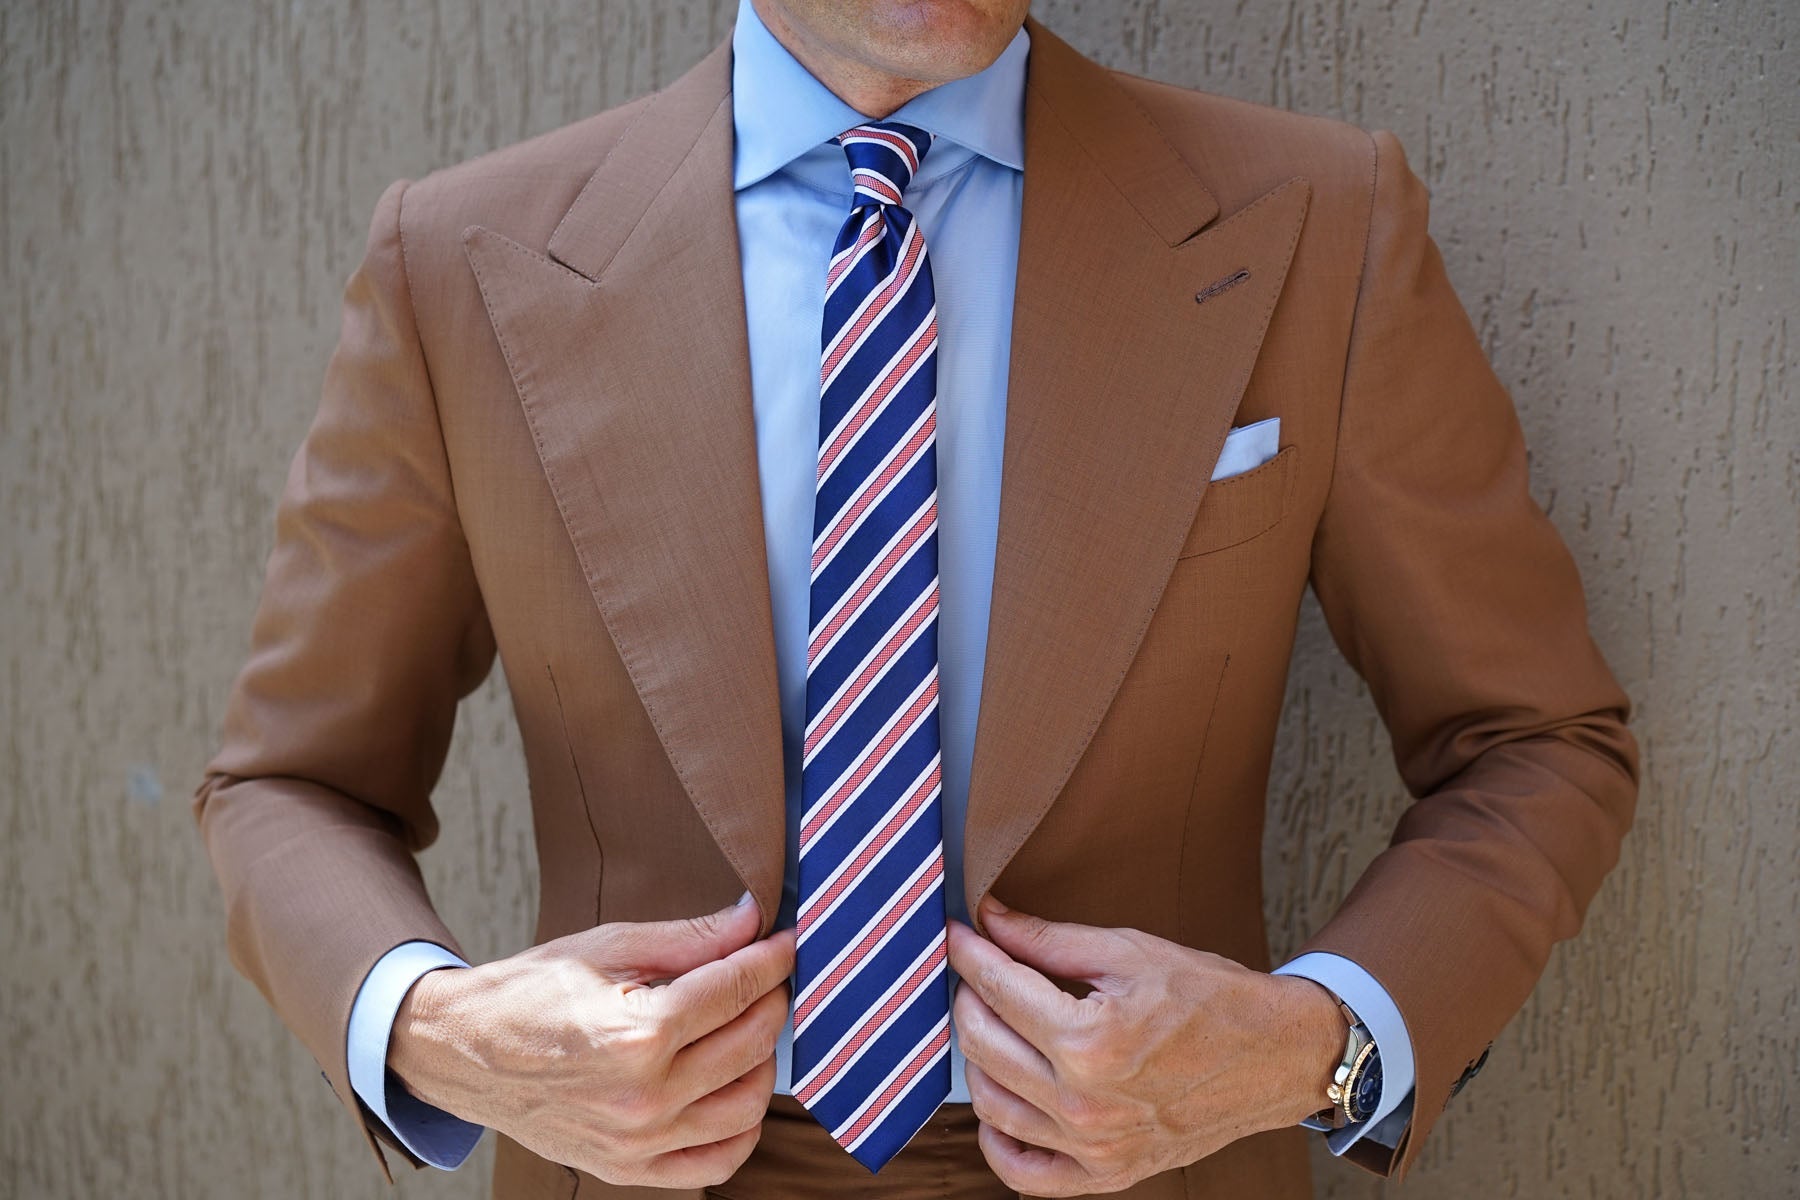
[2,1,1795,1196]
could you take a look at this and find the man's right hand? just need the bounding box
[387,897,795,1188]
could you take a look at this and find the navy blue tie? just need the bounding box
[790,121,952,1173]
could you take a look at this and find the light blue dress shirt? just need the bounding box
[346,0,1414,1169]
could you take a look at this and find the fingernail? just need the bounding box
[980,894,1008,916]
[736,889,755,907]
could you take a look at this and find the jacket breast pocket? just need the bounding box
[1177,444,1297,559]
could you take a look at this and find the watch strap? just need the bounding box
[1320,995,1378,1127]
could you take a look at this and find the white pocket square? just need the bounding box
[1210,417,1280,482]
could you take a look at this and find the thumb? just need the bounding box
[588,892,762,982]
[978,895,1138,990]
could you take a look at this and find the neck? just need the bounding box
[751,0,937,118]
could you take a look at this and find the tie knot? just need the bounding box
[836,121,934,209]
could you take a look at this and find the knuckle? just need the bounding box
[1097,1166,1138,1194]
[1059,1092,1111,1137]
[1059,1039,1098,1078]
[615,1020,668,1068]
[591,1156,641,1187]
[992,1161,1030,1192]
[701,1131,759,1189]
[1062,1107,1102,1138]
[1060,1030,1119,1080]
[697,1159,737,1189]
[549,957,604,1009]
[951,982,980,1026]
[734,1093,770,1134]
[605,1087,664,1132]
[600,1097,643,1133]
[1064,997,1101,1030]
[581,1128,628,1166]
[733,966,764,1013]
[952,995,983,1039]
[734,1039,770,1079]
[975,964,1010,1005]
[733,1039,777,1084]
[956,1027,991,1070]
[766,982,794,1020]
[753,1021,782,1064]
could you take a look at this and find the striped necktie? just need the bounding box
[791,120,951,1173]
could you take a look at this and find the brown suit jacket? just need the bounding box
[195,18,1638,1200]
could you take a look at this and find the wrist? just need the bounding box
[388,966,470,1110]
[1274,975,1346,1122]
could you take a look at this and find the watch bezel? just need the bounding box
[1320,995,1381,1129]
[1338,1037,1381,1123]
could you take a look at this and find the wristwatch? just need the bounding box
[1320,994,1382,1128]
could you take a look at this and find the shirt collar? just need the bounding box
[731,0,1028,192]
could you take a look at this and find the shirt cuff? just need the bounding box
[347,940,484,1170]
[1273,951,1416,1153]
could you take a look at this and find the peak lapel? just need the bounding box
[963,22,1313,917]
[463,43,788,926]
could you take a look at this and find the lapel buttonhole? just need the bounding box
[1195,268,1251,305]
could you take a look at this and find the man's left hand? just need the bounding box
[946,897,1344,1196]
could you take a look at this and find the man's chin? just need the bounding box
[811,0,1029,88]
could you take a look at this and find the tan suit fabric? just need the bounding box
[195,17,1638,1199]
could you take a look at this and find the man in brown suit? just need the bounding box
[195,0,1638,1196]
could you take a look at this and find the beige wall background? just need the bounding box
[3,0,1796,1196]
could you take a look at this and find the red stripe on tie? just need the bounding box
[793,857,943,1028]
[797,764,942,935]
[804,587,937,759]
[827,214,886,291]
[808,501,936,665]
[800,676,938,849]
[811,412,936,573]
[794,939,946,1105]
[837,1023,952,1149]
[818,315,937,482]
[848,127,921,174]
[853,169,904,205]
[820,224,924,384]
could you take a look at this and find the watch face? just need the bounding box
[1348,1052,1383,1123]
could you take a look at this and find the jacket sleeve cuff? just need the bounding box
[347,940,484,1170]
[1274,951,1416,1153]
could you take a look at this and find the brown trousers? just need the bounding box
[490,1100,1312,1199]
[709,1100,1011,1200]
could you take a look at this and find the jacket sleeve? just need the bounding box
[192,178,496,1178]
[1300,130,1639,1177]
